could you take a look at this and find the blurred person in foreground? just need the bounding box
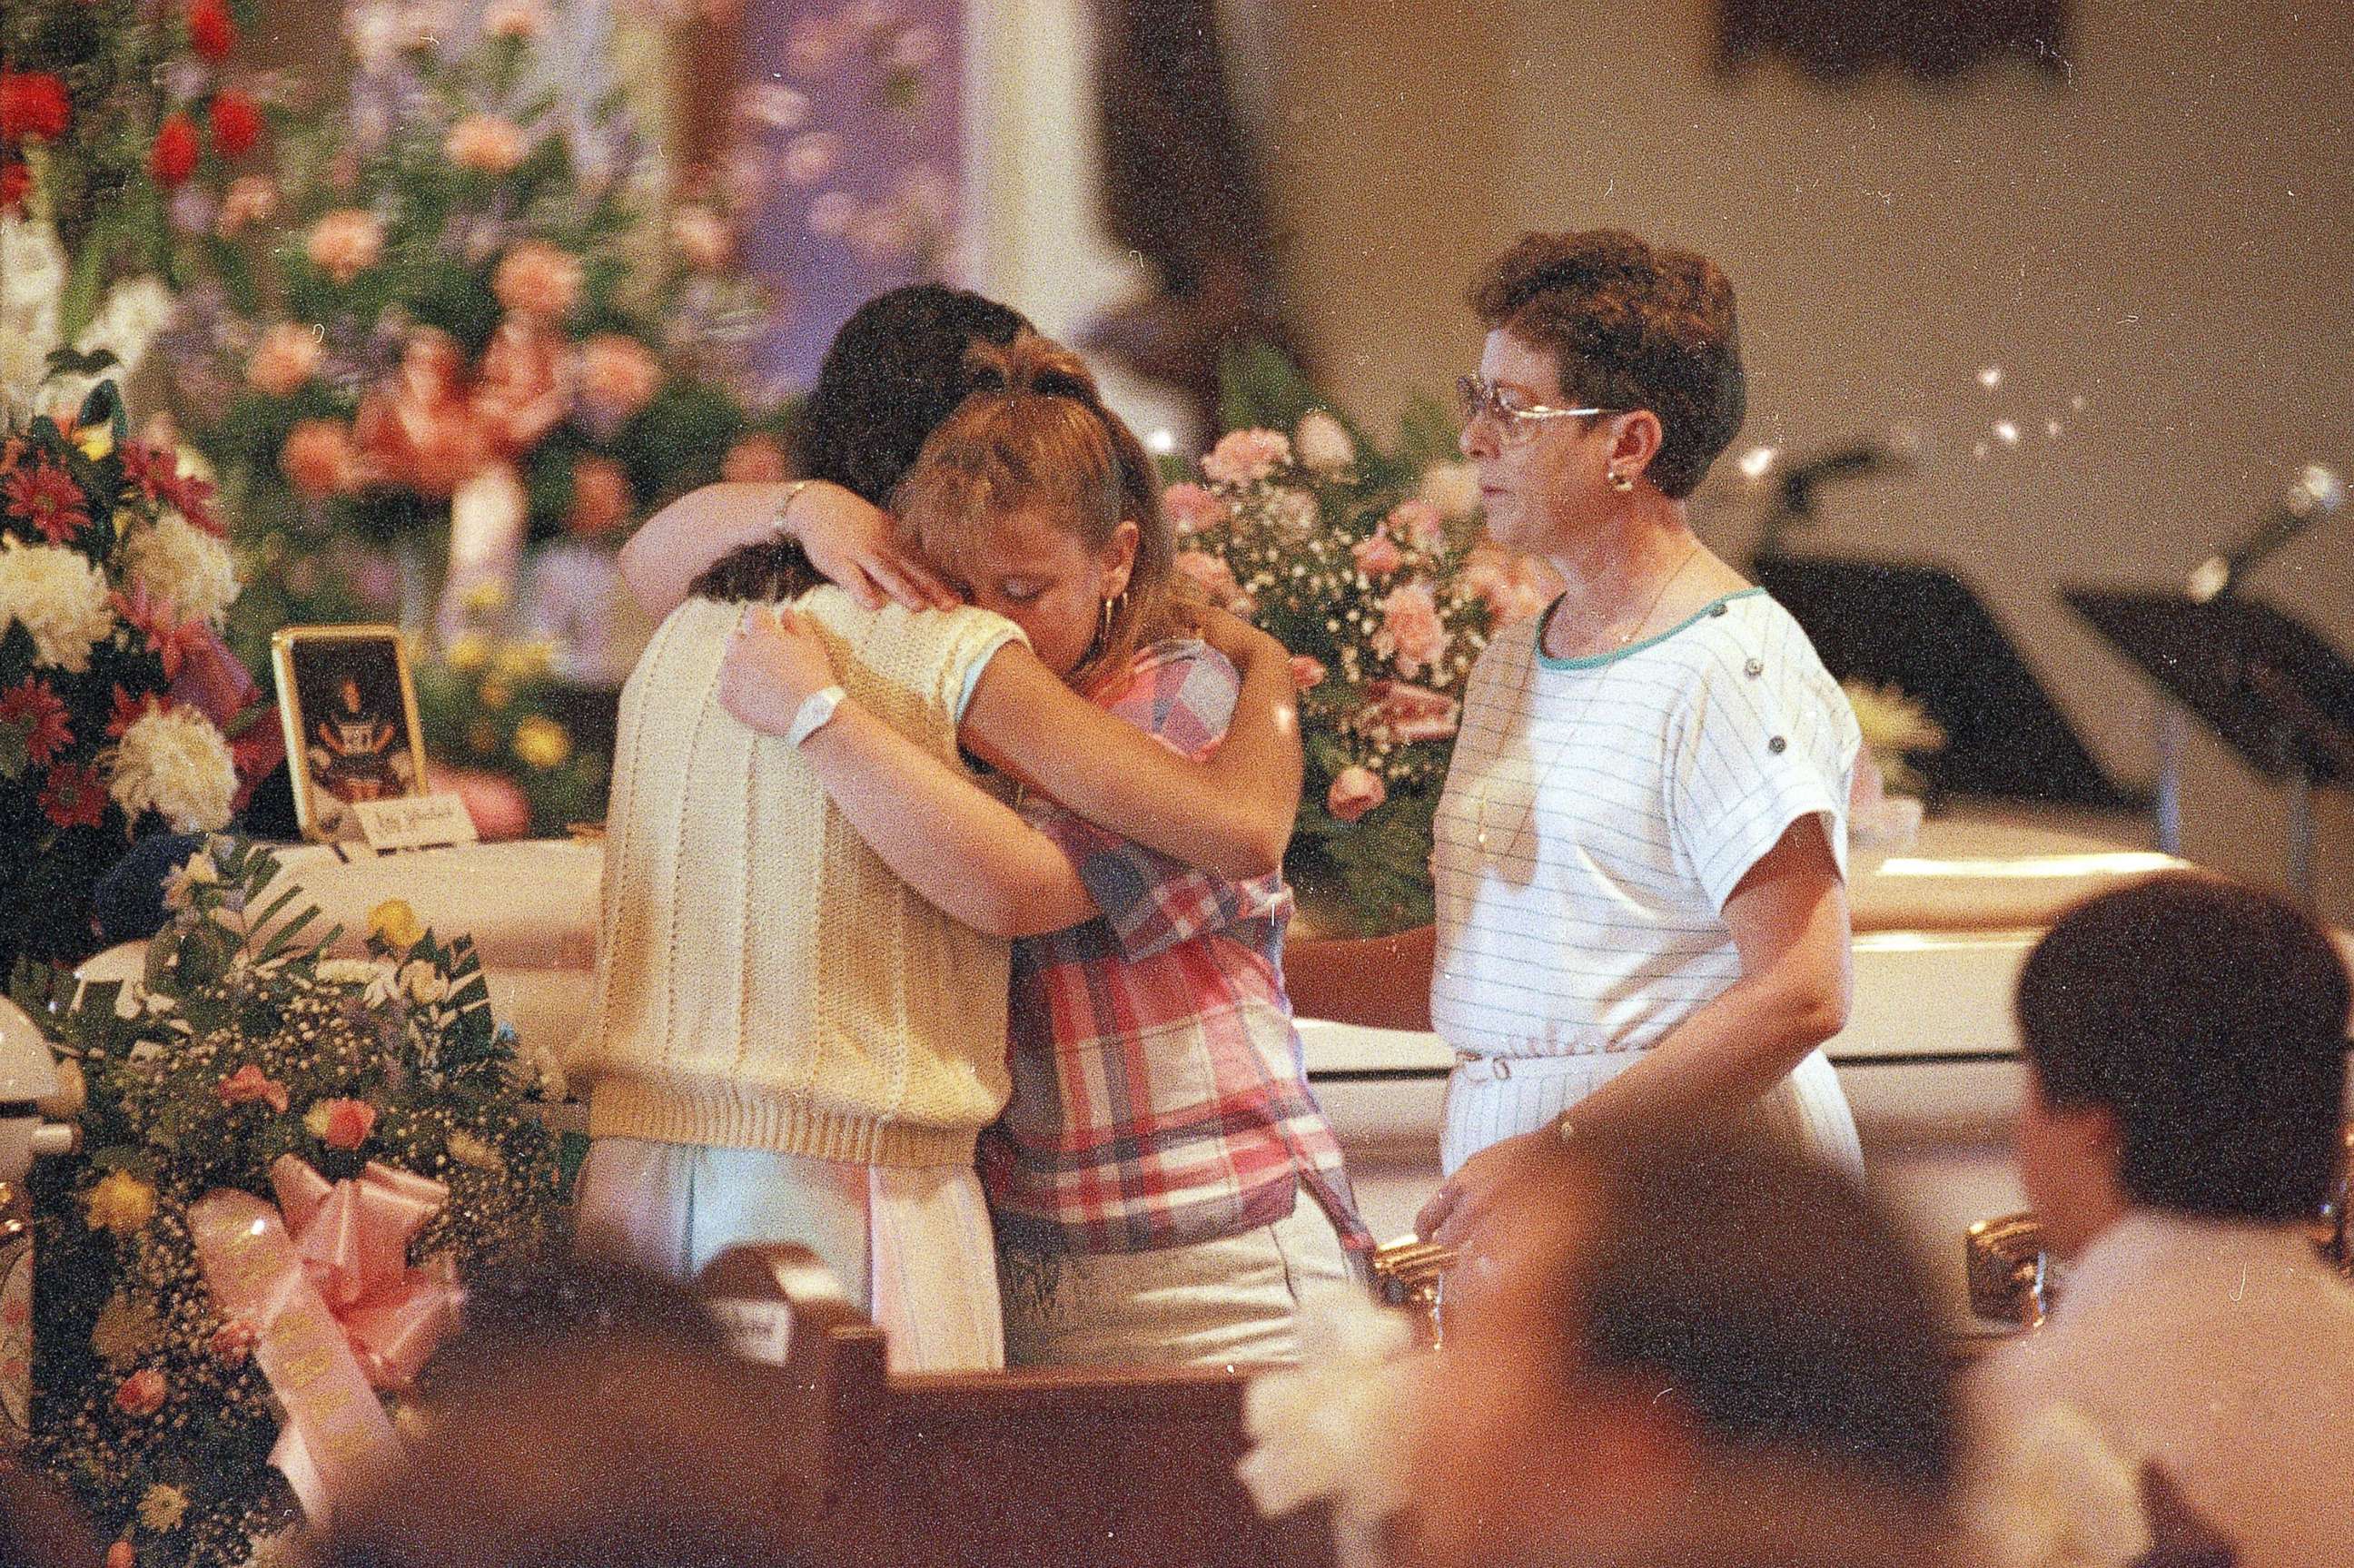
[1397,1134,1963,1568]
[1973,871,2353,1568]
[303,1260,818,1568]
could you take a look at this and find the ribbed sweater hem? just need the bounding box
[586,1080,980,1168]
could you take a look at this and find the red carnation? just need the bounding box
[185,0,237,62]
[39,763,105,831]
[0,161,30,215]
[0,678,73,768]
[208,90,262,160]
[0,73,71,143]
[149,113,199,188]
[2,459,90,546]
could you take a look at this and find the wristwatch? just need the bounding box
[785,685,846,748]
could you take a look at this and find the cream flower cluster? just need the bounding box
[109,705,237,833]
[123,512,242,627]
[0,538,115,672]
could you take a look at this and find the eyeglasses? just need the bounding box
[1455,375,1619,447]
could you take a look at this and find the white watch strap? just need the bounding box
[785,685,846,748]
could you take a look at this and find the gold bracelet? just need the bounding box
[771,478,814,539]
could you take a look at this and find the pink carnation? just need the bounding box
[1327,764,1386,824]
[492,242,583,321]
[305,210,383,285]
[218,1064,290,1115]
[444,113,528,173]
[1174,548,1242,607]
[577,333,663,424]
[1351,528,1402,578]
[114,1367,167,1418]
[1376,581,1449,678]
[246,322,322,398]
[721,436,790,483]
[216,174,278,237]
[1161,481,1224,538]
[1202,428,1291,487]
[1288,655,1327,691]
[280,419,359,498]
[1386,498,1446,551]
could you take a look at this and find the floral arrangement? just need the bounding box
[1172,346,1557,934]
[19,835,569,1566]
[414,625,607,838]
[0,0,273,404]
[162,0,791,670]
[0,383,259,976]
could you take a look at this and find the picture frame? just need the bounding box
[271,625,430,843]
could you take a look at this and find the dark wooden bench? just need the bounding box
[697,1244,1338,1568]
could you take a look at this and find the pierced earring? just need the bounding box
[1097,589,1127,647]
[1606,468,1636,494]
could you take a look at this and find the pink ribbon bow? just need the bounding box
[270,1156,461,1391]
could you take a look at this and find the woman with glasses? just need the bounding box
[1286,229,1864,1247]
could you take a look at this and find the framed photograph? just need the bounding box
[272,626,429,842]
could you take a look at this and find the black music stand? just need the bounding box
[2064,587,2354,902]
[1756,554,2136,810]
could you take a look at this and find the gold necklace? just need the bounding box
[1471,540,1705,859]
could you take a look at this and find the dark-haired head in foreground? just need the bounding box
[2013,869,2350,1257]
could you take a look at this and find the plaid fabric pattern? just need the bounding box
[977,641,1373,1257]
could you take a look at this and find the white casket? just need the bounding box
[85,809,2309,1323]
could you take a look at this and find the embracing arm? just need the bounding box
[1416,816,1850,1245]
[619,480,956,620]
[1282,925,1437,1031]
[958,610,1302,880]
[717,606,1093,938]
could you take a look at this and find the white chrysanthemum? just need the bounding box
[124,512,242,627]
[109,705,237,833]
[0,538,114,673]
[0,217,68,411]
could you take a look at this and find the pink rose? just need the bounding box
[1377,581,1449,678]
[1161,480,1224,538]
[304,1097,378,1151]
[114,1367,167,1417]
[280,419,360,498]
[669,205,732,271]
[305,209,383,285]
[576,333,662,424]
[444,113,528,174]
[491,242,583,322]
[721,435,790,483]
[1327,764,1387,824]
[567,454,636,537]
[209,1319,258,1367]
[1350,528,1402,578]
[1173,548,1242,608]
[1386,498,1446,551]
[1288,655,1327,691]
[1201,428,1291,487]
[218,1064,290,1115]
[246,322,322,398]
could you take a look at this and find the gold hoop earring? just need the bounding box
[1606,468,1636,494]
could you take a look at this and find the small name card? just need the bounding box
[353,793,480,853]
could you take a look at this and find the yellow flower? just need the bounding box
[460,579,511,616]
[479,677,513,712]
[368,898,425,952]
[82,1171,156,1235]
[445,632,492,674]
[511,715,570,770]
[91,1293,162,1366]
[137,1483,190,1532]
[492,639,556,682]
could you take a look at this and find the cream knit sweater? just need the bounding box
[576,587,1024,1167]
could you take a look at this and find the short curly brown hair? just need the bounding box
[1469,230,1746,498]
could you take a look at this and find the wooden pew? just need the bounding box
[698,1244,1338,1568]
